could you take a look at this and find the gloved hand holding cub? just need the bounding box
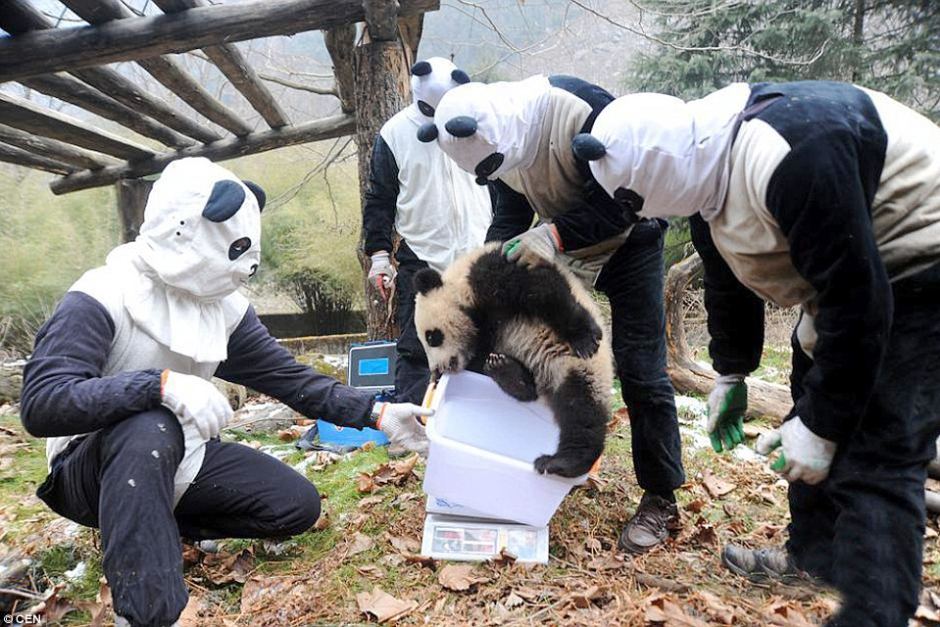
[161,370,233,440]
[502,223,562,266]
[372,402,434,456]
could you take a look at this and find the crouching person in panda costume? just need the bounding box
[574,81,940,626]
[20,157,432,627]
[416,75,686,553]
[363,57,491,406]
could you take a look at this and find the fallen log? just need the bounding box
[926,490,940,516]
[664,253,792,420]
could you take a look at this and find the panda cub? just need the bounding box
[414,243,613,478]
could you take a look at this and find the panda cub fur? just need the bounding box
[414,243,613,478]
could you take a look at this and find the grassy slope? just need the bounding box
[4,388,940,625]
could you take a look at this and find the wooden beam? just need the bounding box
[0,143,74,176]
[51,113,357,195]
[0,0,221,145]
[61,0,253,137]
[0,92,154,162]
[0,124,116,171]
[153,0,290,129]
[21,74,195,149]
[0,0,440,82]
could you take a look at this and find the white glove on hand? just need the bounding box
[756,416,837,485]
[161,370,233,440]
[368,252,397,300]
[373,402,434,456]
[707,374,748,453]
[502,223,562,265]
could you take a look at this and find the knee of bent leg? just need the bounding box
[103,408,185,466]
[273,479,322,537]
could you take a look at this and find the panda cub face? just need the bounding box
[413,267,478,378]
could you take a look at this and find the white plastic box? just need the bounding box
[423,371,586,527]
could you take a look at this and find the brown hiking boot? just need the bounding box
[618,492,680,554]
[721,544,819,584]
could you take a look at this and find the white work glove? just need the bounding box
[368,252,397,300]
[707,374,748,453]
[502,223,562,265]
[161,370,233,440]
[756,416,837,485]
[372,402,434,456]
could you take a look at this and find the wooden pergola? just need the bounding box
[1,0,435,337]
[0,0,434,194]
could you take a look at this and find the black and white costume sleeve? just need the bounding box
[215,306,375,429]
[485,179,535,243]
[548,75,637,251]
[362,134,400,256]
[20,292,163,438]
[689,214,765,376]
[752,82,891,441]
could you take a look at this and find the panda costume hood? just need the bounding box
[409,56,471,120]
[570,83,750,220]
[417,75,553,184]
[106,157,263,363]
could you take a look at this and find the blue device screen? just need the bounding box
[358,357,390,376]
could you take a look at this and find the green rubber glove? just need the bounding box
[706,374,748,453]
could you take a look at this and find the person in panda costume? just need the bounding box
[572,81,940,627]
[19,157,432,627]
[362,57,492,406]
[416,76,686,554]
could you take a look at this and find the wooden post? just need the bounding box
[116,178,154,243]
[349,0,417,340]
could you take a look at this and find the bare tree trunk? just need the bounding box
[664,253,793,420]
[116,178,153,243]
[851,0,865,82]
[326,0,418,341]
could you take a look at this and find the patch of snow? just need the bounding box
[322,355,347,370]
[64,562,87,581]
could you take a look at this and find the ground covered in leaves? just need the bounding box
[3,379,940,625]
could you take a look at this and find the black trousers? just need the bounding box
[394,248,431,405]
[37,409,320,627]
[597,219,686,496]
[785,263,940,627]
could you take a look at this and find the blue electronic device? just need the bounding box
[314,341,398,449]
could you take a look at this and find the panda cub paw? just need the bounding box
[483,353,539,402]
[534,452,595,478]
[567,316,603,359]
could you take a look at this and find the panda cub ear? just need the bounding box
[414,268,444,294]
[451,69,470,85]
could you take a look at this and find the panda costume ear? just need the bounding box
[444,116,478,138]
[242,180,266,212]
[414,268,444,294]
[411,60,432,76]
[571,133,607,161]
[202,179,246,222]
[451,69,470,85]
[417,123,439,143]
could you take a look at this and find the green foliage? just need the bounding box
[627,0,939,121]
[0,169,119,354]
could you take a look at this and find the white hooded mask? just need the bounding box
[573,83,751,219]
[106,157,263,363]
[409,56,471,120]
[418,75,553,184]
